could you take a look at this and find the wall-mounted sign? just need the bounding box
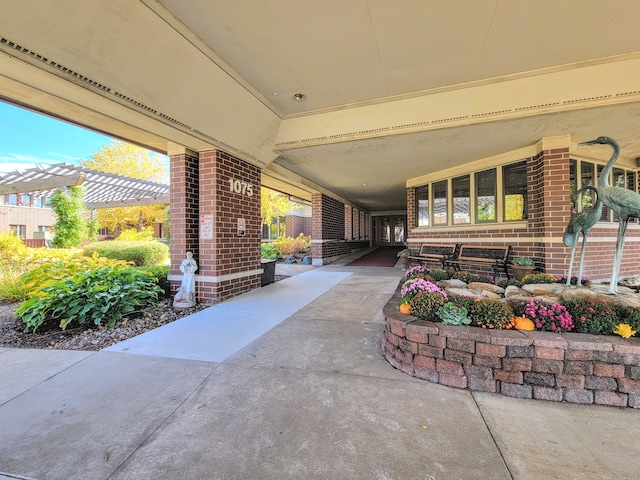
[228,178,254,197]
[237,218,246,237]
[200,214,213,239]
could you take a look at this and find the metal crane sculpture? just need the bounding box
[563,185,602,286]
[579,136,640,293]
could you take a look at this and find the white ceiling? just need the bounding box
[2,0,640,211]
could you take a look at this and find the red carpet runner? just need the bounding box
[346,247,403,267]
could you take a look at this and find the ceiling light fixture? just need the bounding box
[292,93,306,102]
[272,92,279,96]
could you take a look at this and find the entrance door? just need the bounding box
[375,215,406,246]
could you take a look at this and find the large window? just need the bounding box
[414,161,528,227]
[503,161,527,221]
[262,216,286,240]
[9,225,26,238]
[452,175,470,224]
[416,185,429,226]
[570,159,638,222]
[475,169,496,222]
[433,180,448,225]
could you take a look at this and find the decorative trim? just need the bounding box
[168,269,262,284]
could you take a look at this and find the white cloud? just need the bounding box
[0,153,79,173]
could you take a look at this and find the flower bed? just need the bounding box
[383,269,640,408]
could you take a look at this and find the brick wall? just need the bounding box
[285,214,311,237]
[344,205,352,239]
[382,294,640,408]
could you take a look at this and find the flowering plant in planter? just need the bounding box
[468,299,514,329]
[410,291,448,320]
[515,298,574,332]
[399,278,447,303]
[562,297,617,335]
[404,265,431,280]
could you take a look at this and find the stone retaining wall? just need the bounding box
[382,295,640,409]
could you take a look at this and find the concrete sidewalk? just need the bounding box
[1,263,639,479]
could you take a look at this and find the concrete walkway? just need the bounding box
[1,258,639,479]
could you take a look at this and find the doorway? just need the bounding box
[373,215,406,247]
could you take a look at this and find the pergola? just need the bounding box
[0,163,169,209]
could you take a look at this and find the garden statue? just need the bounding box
[563,185,602,287]
[579,136,640,294]
[173,251,198,308]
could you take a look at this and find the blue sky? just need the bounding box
[0,101,125,173]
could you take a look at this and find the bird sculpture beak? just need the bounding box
[579,139,598,146]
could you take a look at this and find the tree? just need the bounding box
[261,188,300,227]
[82,141,169,235]
[51,186,88,247]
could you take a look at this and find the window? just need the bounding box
[262,216,285,240]
[452,175,470,224]
[570,159,638,222]
[433,180,448,225]
[416,185,429,226]
[503,161,527,221]
[9,225,26,238]
[475,169,496,222]
[7,194,17,205]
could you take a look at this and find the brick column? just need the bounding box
[312,193,346,265]
[197,149,262,303]
[169,147,199,290]
[344,205,352,239]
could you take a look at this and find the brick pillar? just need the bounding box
[169,147,199,293]
[344,205,352,239]
[197,149,262,303]
[312,193,345,265]
[527,146,572,275]
[359,211,366,240]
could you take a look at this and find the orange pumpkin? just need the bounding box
[399,303,412,315]
[514,316,535,331]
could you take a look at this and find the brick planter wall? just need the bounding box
[382,293,640,408]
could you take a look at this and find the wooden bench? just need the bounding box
[406,243,461,269]
[443,245,512,279]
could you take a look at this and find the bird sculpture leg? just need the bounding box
[610,219,629,294]
[576,232,589,287]
[566,235,578,286]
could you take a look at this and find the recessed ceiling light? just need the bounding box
[362,183,367,186]
[292,93,306,102]
[272,92,279,96]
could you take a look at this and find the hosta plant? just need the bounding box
[16,265,163,332]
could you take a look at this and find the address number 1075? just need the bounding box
[228,178,254,197]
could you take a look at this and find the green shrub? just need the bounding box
[409,291,447,320]
[265,234,312,258]
[116,227,155,241]
[261,242,279,260]
[83,240,168,266]
[0,232,27,265]
[16,265,163,332]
